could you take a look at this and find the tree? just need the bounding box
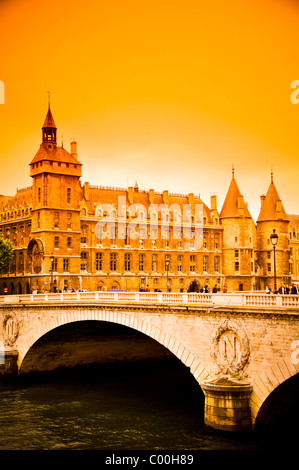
[0,237,14,274]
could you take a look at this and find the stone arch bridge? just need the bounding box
[0,291,298,433]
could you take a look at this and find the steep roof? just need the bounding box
[220,174,252,219]
[42,105,56,129]
[257,178,289,222]
[30,144,82,166]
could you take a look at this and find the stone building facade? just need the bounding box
[0,105,297,294]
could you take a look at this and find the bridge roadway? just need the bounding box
[0,291,299,432]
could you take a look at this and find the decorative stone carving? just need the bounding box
[3,313,19,346]
[211,320,250,377]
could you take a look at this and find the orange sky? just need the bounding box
[0,0,299,221]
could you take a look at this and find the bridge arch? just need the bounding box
[250,357,299,426]
[17,308,212,385]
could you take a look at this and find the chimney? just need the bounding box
[149,189,154,205]
[188,193,194,206]
[71,141,77,159]
[210,194,217,211]
[163,190,169,205]
[84,182,89,200]
[128,187,134,205]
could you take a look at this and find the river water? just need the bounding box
[0,360,284,452]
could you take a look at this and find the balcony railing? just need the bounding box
[1,291,299,308]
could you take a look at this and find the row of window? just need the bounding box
[33,160,78,170]
[37,188,72,205]
[94,207,215,225]
[82,253,221,273]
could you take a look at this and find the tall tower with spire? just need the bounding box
[42,101,57,146]
[256,173,290,290]
[29,102,83,289]
[219,168,257,291]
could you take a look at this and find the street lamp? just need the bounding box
[270,229,278,293]
[166,259,170,292]
[50,253,55,293]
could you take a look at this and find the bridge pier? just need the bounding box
[201,377,253,432]
[0,349,18,378]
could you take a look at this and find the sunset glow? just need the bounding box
[1,0,299,221]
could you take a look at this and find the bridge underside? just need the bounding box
[19,320,176,375]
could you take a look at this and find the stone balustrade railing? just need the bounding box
[1,291,299,308]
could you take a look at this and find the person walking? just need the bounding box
[291,284,298,294]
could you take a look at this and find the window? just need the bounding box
[139,254,145,271]
[81,225,88,244]
[110,253,117,271]
[177,255,182,272]
[214,256,220,272]
[96,253,103,271]
[67,188,71,203]
[38,187,41,203]
[81,252,88,271]
[54,236,59,248]
[67,212,72,229]
[235,261,240,272]
[67,237,72,248]
[235,250,239,258]
[53,258,58,272]
[63,258,69,272]
[151,228,158,239]
[267,263,271,273]
[18,252,24,272]
[152,254,157,272]
[190,255,196,272]
[203,255,208,272]
[109,225,116,244]
[124,253,131,271]
[54,212,59,228]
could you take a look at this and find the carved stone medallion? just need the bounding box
[3,313,19,346]
[211,320,250,377]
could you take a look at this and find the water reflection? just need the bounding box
[0,361,280,450]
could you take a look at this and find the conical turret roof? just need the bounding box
[220,172,252,219]
[257,176,288,222]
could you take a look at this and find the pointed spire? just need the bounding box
[42,104,57,130]
[42,97,57,145]
[257,174,288,222]
[220,169,252,219]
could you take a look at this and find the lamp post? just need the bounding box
[166,259,170,292]
[50,253,54,293]
[270,229,278,293]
